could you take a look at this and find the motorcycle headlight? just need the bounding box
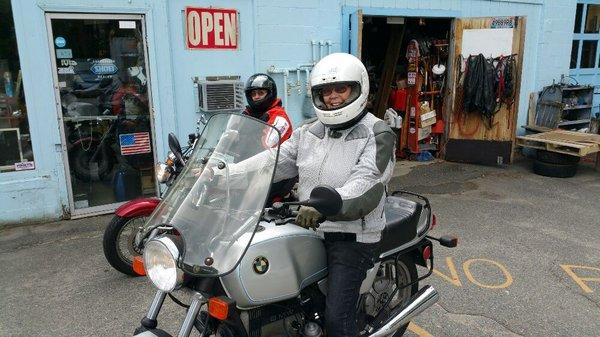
[155,163,172,183]
[144,237,183,292]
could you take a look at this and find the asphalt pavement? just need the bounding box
[1,156,599,337]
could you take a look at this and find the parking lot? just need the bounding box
[1,157,599,337]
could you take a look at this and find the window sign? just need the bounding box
[55,36,66,48]
[185,7,238,49]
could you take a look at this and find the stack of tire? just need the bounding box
[533,150,580,178]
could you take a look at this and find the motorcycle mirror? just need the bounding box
[168,133,185,164]
[306,185,342,216]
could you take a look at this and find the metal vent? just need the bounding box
[195,77,244,112]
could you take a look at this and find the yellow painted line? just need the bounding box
[560,264,600,293]
[408,322,434,337]
[432,256,462,287]
[463,258,513,289]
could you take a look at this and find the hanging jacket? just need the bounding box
[463,54,496,121]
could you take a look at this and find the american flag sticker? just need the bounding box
[119,132,152,156]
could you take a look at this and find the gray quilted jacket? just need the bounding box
[274,112,396,243]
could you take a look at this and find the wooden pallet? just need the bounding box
[516,130,600,157]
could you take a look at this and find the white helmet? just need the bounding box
[310,53,369,129]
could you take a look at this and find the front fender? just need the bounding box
[116,198,160,218]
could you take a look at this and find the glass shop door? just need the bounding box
[46,13,157,217]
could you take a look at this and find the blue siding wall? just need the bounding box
[0,0,577,225]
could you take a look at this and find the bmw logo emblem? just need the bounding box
[252,256,269,274]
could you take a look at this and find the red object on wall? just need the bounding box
[388,88,408,112]
[431,119,445,134]
[185,7,238,50]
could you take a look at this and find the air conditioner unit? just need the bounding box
[194,76,245,113]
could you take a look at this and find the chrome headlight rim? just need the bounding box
[143,236,184,292]
[155,163,172,183]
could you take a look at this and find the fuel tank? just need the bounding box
[220,221,327,309]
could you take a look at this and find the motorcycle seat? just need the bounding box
[378,196,421,255]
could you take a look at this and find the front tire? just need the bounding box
[361,255,418,336]
[103,215,147,276]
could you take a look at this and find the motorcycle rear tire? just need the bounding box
[364,255,418,337]
[103,215,146,276]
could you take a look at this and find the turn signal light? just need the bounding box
[208,297,231,321]
[430,214,437,229]
[132,256,146,276]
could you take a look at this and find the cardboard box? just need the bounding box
[420,110,437,127]
[418,126,432,140]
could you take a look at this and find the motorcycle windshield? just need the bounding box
[144,113,280,277]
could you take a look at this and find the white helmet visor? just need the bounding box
[311,81,361,111]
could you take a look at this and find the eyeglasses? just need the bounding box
[320,84,350,96]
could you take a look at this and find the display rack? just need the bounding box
[534,85,594,131]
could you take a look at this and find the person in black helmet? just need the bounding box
[244,73,293,146]
[244,73,295,204]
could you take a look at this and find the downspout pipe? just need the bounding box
[311,40,318,64]
[318,40,324,60]
[267,66,290,110]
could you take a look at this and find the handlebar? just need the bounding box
[275,210,298,226]
[263,206,298,226]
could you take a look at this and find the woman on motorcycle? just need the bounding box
[211,56,395,336]
[273,53,396,336]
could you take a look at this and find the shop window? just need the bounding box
[584,4,600,33]
[580,40,597,68]
[575,3,583,33]
[570,40,579,69]
[0,0,34,172]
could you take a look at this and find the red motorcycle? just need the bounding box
[103,133,195,276]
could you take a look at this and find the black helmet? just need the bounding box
[245,73,277,116]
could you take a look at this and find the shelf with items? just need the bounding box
[531,84,594,132]
[563,104,592,110]
[63,115,118,122]
[557,119,591,127]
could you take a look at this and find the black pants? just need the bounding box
[324,236,378,337]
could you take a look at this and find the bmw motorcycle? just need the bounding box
[131,113,457,337]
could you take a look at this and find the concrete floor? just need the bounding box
[1,156,599,337]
